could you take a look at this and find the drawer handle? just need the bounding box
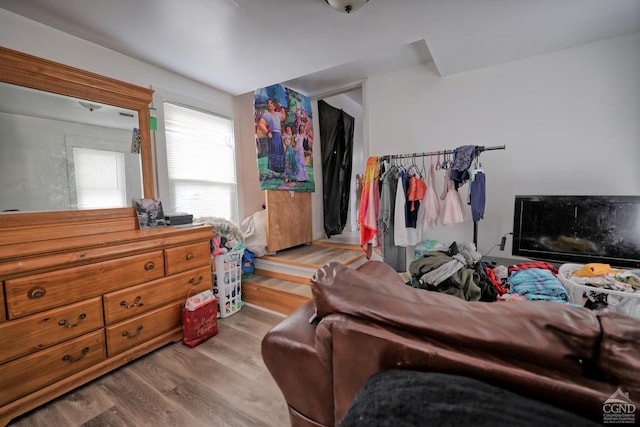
[144,261,155,271]
[120,296,143,309]
[189,275,204,286]
[122,325,143,339]
[186,253,195,261]
[62,347,89,363]
[59,313,87,328]
[28,287,46,299]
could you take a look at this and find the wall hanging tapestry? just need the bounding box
[254,84,315,192]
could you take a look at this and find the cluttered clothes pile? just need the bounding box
[566,263,640,292]
[408,246,571,304]
[408,242,501,302]
[194,216,245,255]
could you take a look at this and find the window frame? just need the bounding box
[152,89,239,224]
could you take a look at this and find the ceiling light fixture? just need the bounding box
[325,0,369,14]
[78,101,102,112]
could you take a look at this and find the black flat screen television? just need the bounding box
[512,195,640,268]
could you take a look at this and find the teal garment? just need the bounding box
[509,268,569,302]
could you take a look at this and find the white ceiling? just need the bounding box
[1,0,639,97]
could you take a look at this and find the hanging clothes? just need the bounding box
[379,164,406,272]
[394,168,409,247]
[420,158,440,231]
[450,145,475,190]
[318,100,354,238]
[440,168,468,225]
[358,156,380,257]
[407,175,426,212]
[394,168,421,247]
[470,170,486,222]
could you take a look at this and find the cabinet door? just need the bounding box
[265,190,312,253]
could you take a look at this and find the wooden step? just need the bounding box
[244,242,366,315]
[255,244,366,279]
[242,274,311,315]
[310,240,361,251]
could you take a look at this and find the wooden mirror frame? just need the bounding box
[0,46,154,215]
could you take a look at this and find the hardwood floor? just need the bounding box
[8,305,289,427]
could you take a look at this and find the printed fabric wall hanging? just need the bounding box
[254,84,315,192]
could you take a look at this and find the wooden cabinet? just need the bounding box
[0,208,213,425]
[265,189,312,253]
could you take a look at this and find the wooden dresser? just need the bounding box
[0,208,213,425]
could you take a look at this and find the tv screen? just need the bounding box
[512,195,640,268]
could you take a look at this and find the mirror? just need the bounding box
[0,82,143,212]
[0,46,154,214]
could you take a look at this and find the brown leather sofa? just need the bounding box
[261,261,640,426]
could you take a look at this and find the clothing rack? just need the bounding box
[380,144,506,161]
[380,144,507,247]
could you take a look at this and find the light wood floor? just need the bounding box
[8,305,289,427]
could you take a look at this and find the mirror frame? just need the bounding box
[0,46,154,209]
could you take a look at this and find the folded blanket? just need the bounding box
[510,268,569,302]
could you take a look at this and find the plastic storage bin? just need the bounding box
[558,263,640,319]
[213,250,244,318]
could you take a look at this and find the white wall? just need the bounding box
[234,92,264,220]
[367,32,640,257]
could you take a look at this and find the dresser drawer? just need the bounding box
[0,297,103,365]
[103,265,212,325]
[105,302,182,357]
[164,241,211,276]
[5,251,165,319]
[0,330,105,407]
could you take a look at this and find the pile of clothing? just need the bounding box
[408,244,570,304]
[195,216,245,255]
[408,242,503,302]
[567,263,640,292]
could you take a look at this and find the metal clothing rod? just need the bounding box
[381,144,506,160]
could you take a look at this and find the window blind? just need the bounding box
[73,147,126,209]
[163,102,237,222]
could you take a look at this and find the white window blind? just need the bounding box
[73,147,126,209]
[163,102,237,222]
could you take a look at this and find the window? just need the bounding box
[163,102,237,222]
[73,147,126,209]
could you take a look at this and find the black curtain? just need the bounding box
[318,100,354,238]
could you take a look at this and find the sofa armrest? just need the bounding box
[262,301,333,427]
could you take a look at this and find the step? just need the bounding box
[242,274,312,315]
[255,243,366,280]
[244,242,366,315]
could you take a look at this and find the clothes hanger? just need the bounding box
[407,155,421,177]
[470,152,484,179]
